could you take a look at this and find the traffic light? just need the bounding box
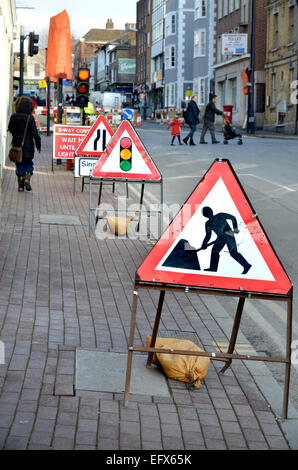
[28,32,39,56]
[120,137,132,172]
[76,68,90,108]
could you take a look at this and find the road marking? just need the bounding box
[239,173,296,193]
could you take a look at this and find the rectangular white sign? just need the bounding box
[222,34,248,55]
[74,157,99,177]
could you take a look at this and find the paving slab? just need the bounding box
[39,214,81,225]
[75,349,170,398]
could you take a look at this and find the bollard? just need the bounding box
[107,216,132,236]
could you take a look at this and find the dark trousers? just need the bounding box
[171,135,182,144]
[200,119,216,143]
[187,124,197,140]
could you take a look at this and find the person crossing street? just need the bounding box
[200,94,223,144]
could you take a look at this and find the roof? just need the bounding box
[83,28,126,43]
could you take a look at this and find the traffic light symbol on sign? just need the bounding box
[28,32,39,56]
[120,137,132,172]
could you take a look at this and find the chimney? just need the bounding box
[106,19,114,29]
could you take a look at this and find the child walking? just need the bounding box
[168,117,184,145]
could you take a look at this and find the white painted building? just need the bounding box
[0,0,17,179]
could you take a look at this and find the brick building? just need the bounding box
[264,0,297,134]
[72,19,125,77]
[214,0,267,128]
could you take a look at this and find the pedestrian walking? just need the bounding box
[183,95,200,146]
[200,94,223,144]
[8,96,41,192]
[168,117,184,145]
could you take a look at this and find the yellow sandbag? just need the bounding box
[107,216,131,236]
[146,336,210,388]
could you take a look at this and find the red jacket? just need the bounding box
[168,118,184,135]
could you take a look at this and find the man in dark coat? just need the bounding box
[183,95,200,146]
[8,96,41,191]
[200,94,223,144]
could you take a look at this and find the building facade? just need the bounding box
[0,0,17,179]
[214,0,267,128]
[164,0,216,110]
[264,0,297,133]
[151,0,166,110]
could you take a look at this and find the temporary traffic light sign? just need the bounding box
[28,32,39,56]
[91,120,161,181]
[75,115,114,157]
[76,68,90,108]
[137,159,292,296]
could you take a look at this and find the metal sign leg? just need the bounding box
[220,296,245,374]
[282,291,293,419]
[89,178,92,237]
[136,183,145,233]
[95,181,103,226]
[147,290,166,367]
[124,289,139,407]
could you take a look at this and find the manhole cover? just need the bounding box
[40,214,81,225]
[75,350,170,397]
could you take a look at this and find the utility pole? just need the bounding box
[19,30,25,96]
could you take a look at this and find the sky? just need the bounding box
[16,0,137,39]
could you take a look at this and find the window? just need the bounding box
[165,82,176,107]
[274,13,279,48]
[223,0,228,16]
[152,20,163,44]
[272,73,276,106]
[34,63,40,76]
[194,29,206,57]
[171,14,176,34]
[235,0,240,9]
[229,0,234,13]
[241,0,248,24]
[195,0,207,19]
[152,0,164,12]
[165,45,175,68]
[165,14,176,37]
[289,6,295,43]
[147,0,151,15]
[218,0,223,19]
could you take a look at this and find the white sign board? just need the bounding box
[222,34,248,55]
[74,157,99,178]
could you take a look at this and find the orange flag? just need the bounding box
[45,10,72,82]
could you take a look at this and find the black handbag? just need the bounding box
[8,114,30,163]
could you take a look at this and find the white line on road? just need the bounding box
[239,173,296,193]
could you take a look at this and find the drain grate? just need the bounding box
[40,214,81,226]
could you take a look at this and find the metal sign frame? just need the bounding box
[124,279,293,420]
[124,158,293,419]
[88,176,163,239]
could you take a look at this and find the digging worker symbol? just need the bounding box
[201,206,252,274]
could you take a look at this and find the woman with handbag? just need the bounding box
[8,96,41,192]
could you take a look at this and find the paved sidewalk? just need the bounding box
[0,135,293,450]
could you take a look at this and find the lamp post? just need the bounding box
[247,0,256,134]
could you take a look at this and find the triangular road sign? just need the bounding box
[137,159,292,295]
[75,115,114,157]
[91,120,161,181]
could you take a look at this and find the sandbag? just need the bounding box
[146,336,210,388]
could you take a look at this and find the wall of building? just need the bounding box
[264,0,297,133]
[0,0,17,180]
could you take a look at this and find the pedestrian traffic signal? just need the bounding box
[120,137,132,172]
[28,32,39,56]
[76,68,90,108]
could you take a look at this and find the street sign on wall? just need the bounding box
[53,124,89,159]
[222,34,248,55]
[74,157,99,177]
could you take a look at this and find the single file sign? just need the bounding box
[53,124,89,159]
[74,157,99,177]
